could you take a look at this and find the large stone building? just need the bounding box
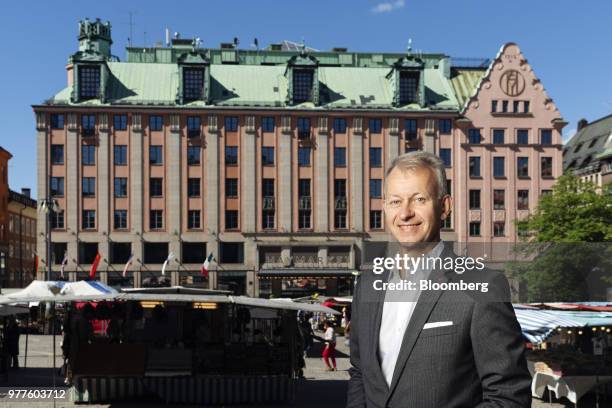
[0,146,12,287]
[563,114,612,188]
[6,189,37,287]
[34,19,565,297]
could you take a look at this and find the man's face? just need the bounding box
[383,166,452,245]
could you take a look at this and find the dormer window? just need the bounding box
[183,68,204,101]
[293,69,314,103]
[399,71,419,105]
[79,65,100,100]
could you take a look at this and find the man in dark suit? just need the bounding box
[347,152,531,407]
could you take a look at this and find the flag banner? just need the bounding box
[60,253,68,278]
[122,254,134,277]
[200,252,214,278]
[161,252,175,276]
[89,252,101,280]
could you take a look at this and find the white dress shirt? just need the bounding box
[378,240,445,387]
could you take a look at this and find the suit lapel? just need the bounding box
[369,267,391,391]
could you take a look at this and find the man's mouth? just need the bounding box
[398,223,421,231]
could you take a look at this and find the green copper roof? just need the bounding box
[449,69,487,108]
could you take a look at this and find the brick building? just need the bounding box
[0,146,12,287]
[34,19,565,297]
[6,189,37,287]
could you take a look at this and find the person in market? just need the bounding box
[322,320,337,371]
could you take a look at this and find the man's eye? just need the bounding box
[415,197,426,203]
[389,200,401,206]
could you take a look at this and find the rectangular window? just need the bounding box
[493,129,505,144]
[333,118,347,133]
[226,178,238,197]
[225,210,239,229]
[50,114,64,129]
[541,157,553,178]
[541,129,552,145]
[262,117,275,132]
[541,189,552,197]
[469,157,481,177]
[114,210,128,229]
[491,100,497,113]
[114,177,128,197]
[293,70,314,103]
[225,146,238,165]
[370,210,382,229]
[518,190,529,210]
[469,189,481,209]
[517,129,529,145]
[51,145,64,165]
[51,211,64,229]
[110,242,132,264]
[468,128,481,144]
[298,147,311,166]
[442,211,452,229]
[523,101,530,113]
[82,144,95,165]
[78,65,100,99]
[334,179,347,198]
[188,178,200,197]
[225,116,238,132]
[82,210,96,229]
[439,148,451,167]
[334,147,346,167]
[493,157,505,178]
[114,114,127,130]
[298,179,311,197]
[517,157,529,177]
[219,242,244,264]
[502,100,508,113]
[149,145,163,165]
[262,179,275,197]
[50,177,64,196]
[149,115,163,131]
[187,146,201,165]
[114,145,127,165]
[297,117,311,139]
[183,68,204,101]
[399,71,419,104]
[82,177,95,197]
[150,178,163,197]
[369,118,382,134]
[513,100,520,113]
[405,119,417,140]
[261,146,274,165]
[82,114,95,136]
[494,222,505,237]
[334,210,347,229]
[188,210,201,229]
[262,210,275,229]
[439,119,452,134]
[187,116,201,137]
[493,190,505,210]
[469,221,480,236]
[370,147,382,167]
[298,210,311,229]
[150,210,163,229]
[370,179,382,198]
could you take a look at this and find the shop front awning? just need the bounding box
[258,269,357,277]
[513,308,584,344]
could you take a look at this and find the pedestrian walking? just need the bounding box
[5,317,20,369]
[322,320,337,371]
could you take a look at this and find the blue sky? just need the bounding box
[1,0,610,197]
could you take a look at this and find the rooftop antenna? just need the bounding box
[165,28,170,47]
[300,37,306,54]
[406,38,412,55]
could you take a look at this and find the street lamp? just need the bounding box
[39,198,61,281]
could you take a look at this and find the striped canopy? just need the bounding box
[513,308,583,344]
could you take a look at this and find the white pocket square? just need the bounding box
[423,321,453,329]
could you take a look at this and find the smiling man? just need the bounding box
[347,151,531,408]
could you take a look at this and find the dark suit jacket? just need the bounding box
[347,244,531,408]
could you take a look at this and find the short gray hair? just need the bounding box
[384,151,448,199]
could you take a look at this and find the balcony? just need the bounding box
[262,197,275,210]
[298,196,311,210]
[334,197,347,210]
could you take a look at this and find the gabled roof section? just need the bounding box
[563,114,612,172]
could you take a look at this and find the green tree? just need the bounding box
[507,174,612,302]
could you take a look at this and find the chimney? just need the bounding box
[577,118,588,131]
[21,188,31,198]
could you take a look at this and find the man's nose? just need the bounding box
[398,200,414,220]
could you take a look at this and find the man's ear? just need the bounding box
[440,194,453,221]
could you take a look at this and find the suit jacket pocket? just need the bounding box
[419,323,457,338]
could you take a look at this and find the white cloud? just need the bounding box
[372,0,405,13]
